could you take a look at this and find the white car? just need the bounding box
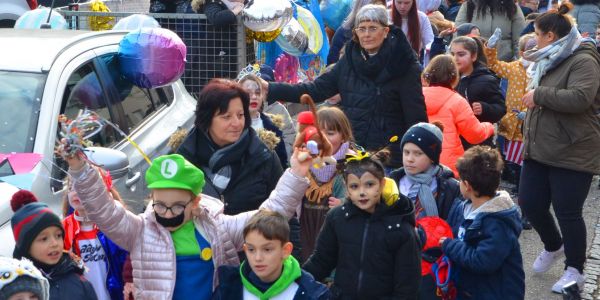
[0,28,197,256]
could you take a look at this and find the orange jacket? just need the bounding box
[423,86,495,176]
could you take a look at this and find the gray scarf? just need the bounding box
[523,26,581,91]
[203,129,250,193]
[406,165,440,217]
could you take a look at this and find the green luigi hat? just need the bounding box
[146,154,205,196]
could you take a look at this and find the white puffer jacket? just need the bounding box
[70,164,309,300]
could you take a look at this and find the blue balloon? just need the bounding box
[320,0,352,31]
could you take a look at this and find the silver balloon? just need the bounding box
[275,18,309,57]
[242,0,293,32]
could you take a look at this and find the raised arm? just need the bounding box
[265,62,341,104]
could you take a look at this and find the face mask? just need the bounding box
[155,211,185,228]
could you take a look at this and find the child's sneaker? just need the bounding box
[551,267,585,294]
[532,246,564,273]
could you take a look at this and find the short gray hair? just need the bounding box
[354,4,390,29]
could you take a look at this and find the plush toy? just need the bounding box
[294,94,335,168]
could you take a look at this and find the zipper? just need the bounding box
[356,219,370,295]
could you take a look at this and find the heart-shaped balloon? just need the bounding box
[242,0,293,32]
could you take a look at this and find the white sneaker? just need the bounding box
[551,267,585,294]
[532,246,564,273]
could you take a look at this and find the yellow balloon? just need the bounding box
[246,28,282,43]
[89,0,114,31]
[296,6,323,55]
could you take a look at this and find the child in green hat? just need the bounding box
[62,148,311,299]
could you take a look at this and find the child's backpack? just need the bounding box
[416,216,457,299]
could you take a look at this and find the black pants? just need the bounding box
[519,159,593,273]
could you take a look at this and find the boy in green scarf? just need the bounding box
[212,210,329,300]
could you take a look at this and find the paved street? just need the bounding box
[513,178,600,300]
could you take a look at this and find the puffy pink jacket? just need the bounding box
[423,86,495,176]
[70,164,309,300]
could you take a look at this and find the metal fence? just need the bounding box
[58,9,255,96]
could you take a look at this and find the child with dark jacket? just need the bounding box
[212,210,329,299]
[303,151,422,299]
[10,190,97,300]
[441,146,525,299]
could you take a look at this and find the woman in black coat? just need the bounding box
[262,4,427,168]
[177,79,302,258]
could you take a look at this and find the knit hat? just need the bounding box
[400,122,443,164]
[10,191,64,260]
[0,257,49,300]
[456,23,479,37]
[146,154,205,196]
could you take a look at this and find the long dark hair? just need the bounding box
[466,0,517,21]
[392,0,422,53]
[450,36,488,67]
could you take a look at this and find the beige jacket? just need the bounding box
[524,42,600,174]
[70,164,309,299]
[455,3,525,61]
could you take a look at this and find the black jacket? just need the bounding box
[177,127,283,215]
[455,64,506,124]
[212,264,330,300]
[303,196,421,299]
[268,26,428,167]
[389,166,462,220]
[44,253,97,300]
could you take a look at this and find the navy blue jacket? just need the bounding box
[212,265,330,300]
[443,192,525,300]
[327,27,352,65]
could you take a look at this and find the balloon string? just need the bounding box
[105,122,152,165]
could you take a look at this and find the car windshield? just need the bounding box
[0,71,45,153]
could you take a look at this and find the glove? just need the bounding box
[487,28,502,48]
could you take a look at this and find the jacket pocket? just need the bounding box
[557,114,594,145]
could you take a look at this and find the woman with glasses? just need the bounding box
[262,4,428,169]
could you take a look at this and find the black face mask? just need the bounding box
[155,211,185,228]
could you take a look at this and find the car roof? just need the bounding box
[0,29,126,72]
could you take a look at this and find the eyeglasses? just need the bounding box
[355,26,385,34]
[152,199,193,215]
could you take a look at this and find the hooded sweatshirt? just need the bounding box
[443,191,524,300]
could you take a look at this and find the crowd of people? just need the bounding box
[2,0,600,299]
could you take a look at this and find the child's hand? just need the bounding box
[328,196,343,208]
[438,27,456,38]
[472,102,483,115]
[290,147,312,178]
[487,28,502,48]
[124,282,135,300]
[57,138,86,171]
[439,237,448,246]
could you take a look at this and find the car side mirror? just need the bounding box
[83,147,130,179]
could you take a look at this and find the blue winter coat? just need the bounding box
[212,265,330,300]
[443,191,525,300]
[97,232,128,300]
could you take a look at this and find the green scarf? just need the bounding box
[240,256,301,300]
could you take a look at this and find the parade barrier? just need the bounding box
[58,9,254,96]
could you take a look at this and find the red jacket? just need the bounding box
[423,86,494,176]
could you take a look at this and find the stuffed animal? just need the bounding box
[293,94,336,168]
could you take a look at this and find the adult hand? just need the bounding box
[438,27,456,39]
[522,90,536,109]
[290,147,312,178]
[123,282,135,300]
[472,102,483,115]
[328,196,343,208]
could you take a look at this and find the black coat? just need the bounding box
[389,166,462,220]
[303,196,422,299]
[268,26,428,167]
[455,64,506,124]
[177,127,283,215]
[45,254,97,300]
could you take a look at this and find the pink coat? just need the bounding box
[423,86,495,176]
[70,164,309,300]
